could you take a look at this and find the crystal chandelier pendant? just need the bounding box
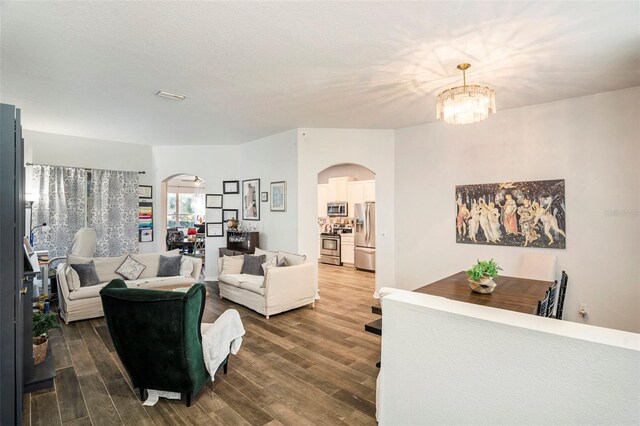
[436,64,496,125]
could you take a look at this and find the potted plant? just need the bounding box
[466,259,502,294]
[32,312,60,365]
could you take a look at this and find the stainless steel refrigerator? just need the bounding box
[354,202,375,271]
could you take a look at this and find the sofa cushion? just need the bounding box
[130,250,180,279]
[116,255,146,280]
[158,255,182,277]
[70,261,101,287]
[277,251,306,266]
[221,255,244,276]
[67,281,108,300]
[239,276,266,296]
[254,247,277,264]
[219,274,265,295]
[93,256,127,283]
[241,254,266,276]
[180,257,193,277]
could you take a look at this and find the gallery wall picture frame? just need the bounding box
[138,201,153,242]
[223,180,239,194]
[210,208,222,223]
[205,193,223,209]
[270,181,286,212]
[223,209,238,221]
[242,178,260,220]
[139,228,153,243]
[261,192,268,202]
[139,185,153,199]
[206,222,223,237]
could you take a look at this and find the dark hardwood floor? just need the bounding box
[25,264,380,425]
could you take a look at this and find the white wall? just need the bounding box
[25,130,157,252]
[153,129,298,279]
[297,128,395,295]
[394,87,640,333]
[378,290,640,425]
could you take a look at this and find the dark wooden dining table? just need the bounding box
[365,271,553,336]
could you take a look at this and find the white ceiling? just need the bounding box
[1,1,638,146]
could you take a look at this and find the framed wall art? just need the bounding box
[242,178,260,220]
[270,181,286,212]
[455,179,566,249]
[223,180,239,194]
[138,201,153,242]
[205,193,223,209]
[206,222,223,237]
[223,209,238,221]
[138,185,153,199]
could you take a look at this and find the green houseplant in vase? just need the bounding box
[466,259,502,294]
[32,311,60,365]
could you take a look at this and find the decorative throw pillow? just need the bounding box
[65,267,81,291]
[277,251,306,266]
[220,255,244,276]
[158,255,182,277]
[261,256,279,274]
[179,257,193,277]
[241,254,266,276]
[116,255,146,280]
[70,261,101,287]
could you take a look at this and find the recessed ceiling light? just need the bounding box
[155,90,186,101]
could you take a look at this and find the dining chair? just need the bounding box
[546,281,558,317]
[536,290,549,317]
[517,253,557,282]
[555,271,569,320]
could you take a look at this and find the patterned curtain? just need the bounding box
[88,169,139,256]
[32,165,87,257]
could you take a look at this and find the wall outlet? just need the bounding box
[579,303,588,317]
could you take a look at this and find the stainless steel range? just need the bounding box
[320,233,341,266]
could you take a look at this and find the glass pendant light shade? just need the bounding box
[436,64,496,125]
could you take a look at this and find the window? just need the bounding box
[167,191,205,229]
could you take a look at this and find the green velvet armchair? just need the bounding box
[99,280,210,406]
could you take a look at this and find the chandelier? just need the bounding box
[436,63,496,125]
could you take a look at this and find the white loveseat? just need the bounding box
[217,249,316,319]
[57,252,202,323]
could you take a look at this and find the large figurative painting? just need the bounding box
[456,179,566,249]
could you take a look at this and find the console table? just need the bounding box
[218,231,259,257]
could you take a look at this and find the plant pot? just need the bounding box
[468,276,497,294]
[33,336,48,365]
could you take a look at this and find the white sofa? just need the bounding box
[217,249,316,319]
[57,252,202,323]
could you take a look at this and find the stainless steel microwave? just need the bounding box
[327,202,348,217]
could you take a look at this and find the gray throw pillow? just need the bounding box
[241,254,266,276]
[158,255,182,277]
[70,261,101,287]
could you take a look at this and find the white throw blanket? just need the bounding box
[201,309,245,381]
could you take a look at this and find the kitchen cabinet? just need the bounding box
[317,184,328,217]
[364,180,375,202]
[327,177,354,202]
[347,179,375,217]
[341,234,355,265]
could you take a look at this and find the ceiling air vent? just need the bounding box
[155,90,186,101]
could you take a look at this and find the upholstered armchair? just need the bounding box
[99,280,210,406]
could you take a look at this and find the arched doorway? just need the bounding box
[316,163,376,282]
